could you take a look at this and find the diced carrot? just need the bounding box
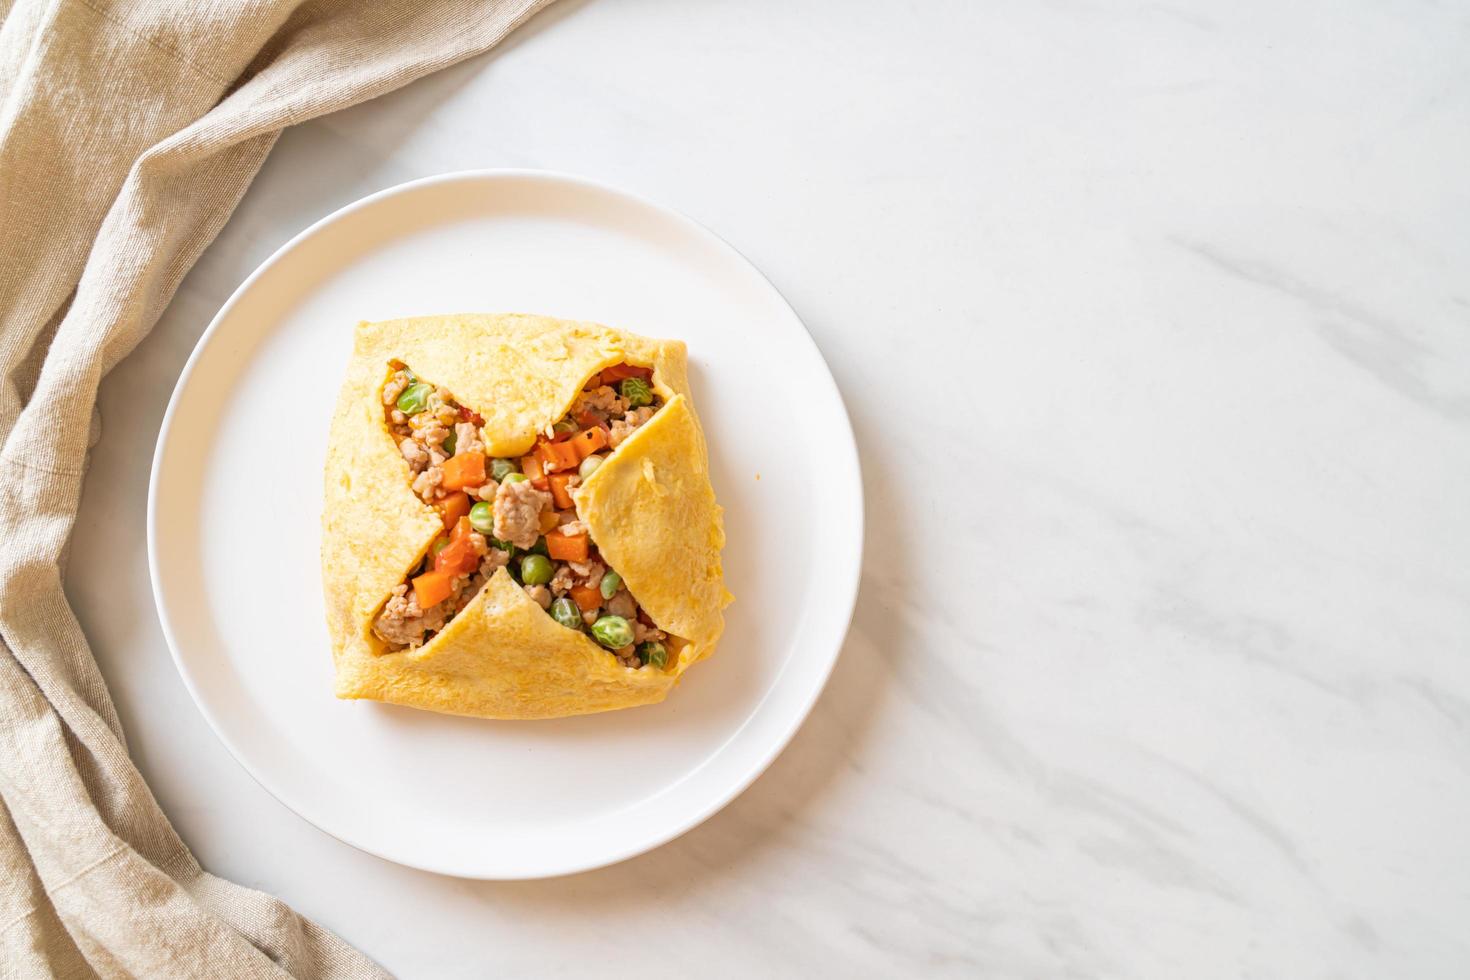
[412,570,455,608]
[538,509,560,534]
[438,491,471,531]
[538,439,580,473]
[451,515,473,546]
[569,584,602,612]
[600,363,652,383]
[575,410,610,431]
[518,454,550,491]
[548,471,576,509]
[546,528,589,562]
[434,517,479,575]
[569,426,608,460]
[441,453,485,491]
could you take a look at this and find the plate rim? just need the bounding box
[146,168,864,879]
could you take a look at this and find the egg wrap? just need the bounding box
[321,313,730,720]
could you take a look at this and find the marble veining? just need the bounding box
[1172,237,1470,419]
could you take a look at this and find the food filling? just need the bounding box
[372,361,671,669]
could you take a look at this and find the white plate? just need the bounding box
[148,171,863,879]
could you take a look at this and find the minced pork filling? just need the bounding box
[371,360,670,670]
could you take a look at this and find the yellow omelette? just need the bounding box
[321,313,730,719]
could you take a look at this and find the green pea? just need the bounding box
[579,454,603,481]
[430,536,450,557]
[500,472,528,485]
[599,570,622,600]
[591,615,634,649]
[396,382,433,415]
[637,641,668,669]
[553,416,579,435]
[550,597,582,630]
[490,458,519,482]
[442,429,457,456]
[520,553,553,586]
[620,377,652,408]
[468,501,495,534]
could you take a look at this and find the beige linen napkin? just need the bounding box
[0,1,552,975]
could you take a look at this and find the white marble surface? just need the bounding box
[63,1,1470,976]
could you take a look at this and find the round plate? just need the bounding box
[148,171,863,879]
